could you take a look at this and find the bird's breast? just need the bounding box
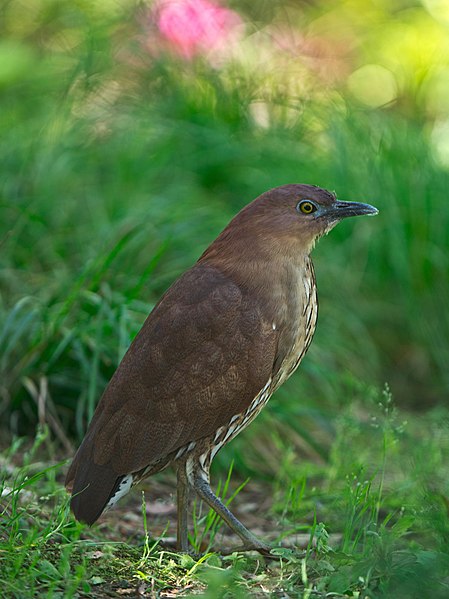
[271,256,318,390]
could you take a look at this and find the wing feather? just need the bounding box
[66,263,278,522]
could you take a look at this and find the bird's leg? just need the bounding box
[176,465,190,552]
[192,474,271,556]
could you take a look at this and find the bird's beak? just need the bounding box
[328,200,379,219]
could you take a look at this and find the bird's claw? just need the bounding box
[220,542,275,558]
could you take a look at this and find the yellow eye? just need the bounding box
[297,200,317,215]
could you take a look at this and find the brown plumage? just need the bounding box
[66,184,377,554]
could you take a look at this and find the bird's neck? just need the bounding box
[199,226,313,275]
[199,233,314,320]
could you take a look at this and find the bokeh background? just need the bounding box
[1,0,449,463]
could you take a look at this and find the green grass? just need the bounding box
[3,83,449,436]
[1,391,449,598]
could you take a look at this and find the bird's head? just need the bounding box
[201,184,378,264]
[242,184,378,252]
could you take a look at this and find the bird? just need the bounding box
[65,184,378,554]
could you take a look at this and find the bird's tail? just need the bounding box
[65,451,123,525]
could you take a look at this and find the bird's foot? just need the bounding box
[221,541,274,558]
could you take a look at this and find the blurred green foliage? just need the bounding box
[1,0,449,441]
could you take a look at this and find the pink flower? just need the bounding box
[155,0,243,60]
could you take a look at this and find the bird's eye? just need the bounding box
[297,200,317,215]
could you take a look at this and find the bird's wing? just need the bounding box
[66,263,278,522]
